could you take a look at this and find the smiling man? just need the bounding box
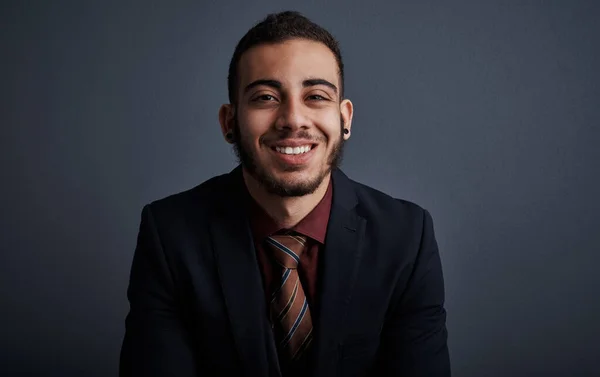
[120,11,450,377]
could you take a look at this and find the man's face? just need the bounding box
[230,39,352,197]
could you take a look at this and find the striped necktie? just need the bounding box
[265,231,313,365]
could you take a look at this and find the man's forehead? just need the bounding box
[238,39,339,88]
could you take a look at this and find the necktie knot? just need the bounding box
[265,232,307,269]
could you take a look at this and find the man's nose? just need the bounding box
[275,98,310,131]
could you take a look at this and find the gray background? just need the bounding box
[2,1,599,376]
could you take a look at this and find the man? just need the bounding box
[119,11,450,377]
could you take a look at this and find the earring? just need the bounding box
[225,132,233,141]
[343,128,350,135]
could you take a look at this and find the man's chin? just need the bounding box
[254,168,327,197]
[268,167,323,184]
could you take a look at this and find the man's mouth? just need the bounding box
[271,144,316,155]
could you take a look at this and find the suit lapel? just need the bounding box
[210,166,280,377]
[209,166,365,376]
[312,168,367,375]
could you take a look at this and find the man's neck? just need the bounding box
[242,169,331,229]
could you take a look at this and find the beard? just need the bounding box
[231,117,346,197]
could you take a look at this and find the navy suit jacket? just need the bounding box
[119,165,450,376]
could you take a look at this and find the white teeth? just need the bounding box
[275,145,312,155]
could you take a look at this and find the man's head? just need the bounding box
[219,11,353,197]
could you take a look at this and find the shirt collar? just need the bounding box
[246,178,333,244]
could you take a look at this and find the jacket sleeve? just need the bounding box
[119,205,198,377]
[373,208,451,376]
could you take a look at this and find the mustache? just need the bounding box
[260,129,326,144]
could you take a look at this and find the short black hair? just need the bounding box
[227,11,344,105]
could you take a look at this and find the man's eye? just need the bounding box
[254,94,277,102]
[307,95,326,101]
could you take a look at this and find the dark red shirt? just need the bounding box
[246,180,333,323]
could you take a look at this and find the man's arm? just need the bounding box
[119,205,198,377]
[373,208,451,376]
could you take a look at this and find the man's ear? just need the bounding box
[340,99,354,140]
[218,104,235,143]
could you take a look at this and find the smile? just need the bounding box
[272,144,314,155]
[268,142,318,165]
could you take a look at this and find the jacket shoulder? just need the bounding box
[349,177,426,220]
[144,171,231,219]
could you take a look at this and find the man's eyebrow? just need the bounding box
[244,79,282,94]
[243,78,338,95]
[303,78,338,94]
